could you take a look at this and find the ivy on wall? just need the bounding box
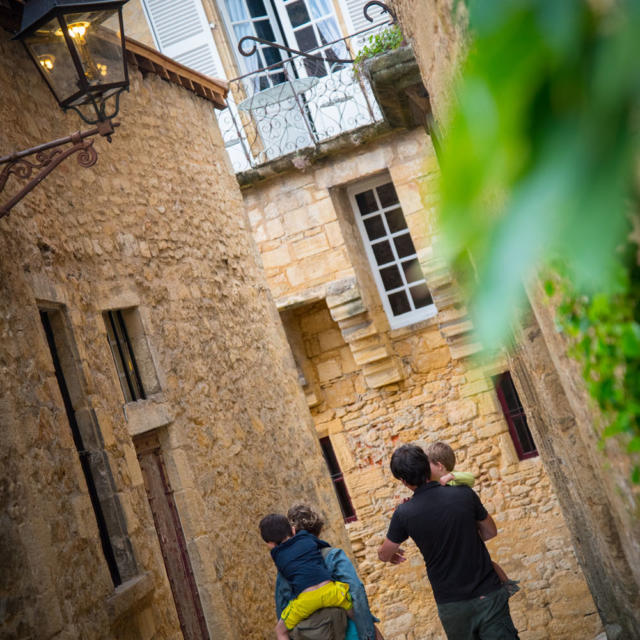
[547,242,640,482]
[353,25,404,74]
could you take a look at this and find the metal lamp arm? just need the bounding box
[0,121,119,219]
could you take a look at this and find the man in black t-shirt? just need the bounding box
[378,444,519,639]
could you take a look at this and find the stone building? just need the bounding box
[126,0,614,638]
[392,1,640,638]
[0,5,349,639]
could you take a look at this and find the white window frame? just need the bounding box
[348,175,437,329]
[273,0,347,77]
[217,0,287,82]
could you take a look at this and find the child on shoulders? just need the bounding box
[425,441,520,597]
[259,513,353,639]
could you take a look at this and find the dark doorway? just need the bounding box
[134,432,210,640]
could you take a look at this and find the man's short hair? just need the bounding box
[259,513,293,544]
[426,441,456,472]
[390,444,430,486]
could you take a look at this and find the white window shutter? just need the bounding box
[142,0,227,80]
[337,0,388,51]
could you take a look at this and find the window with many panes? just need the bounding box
[221,0,286,90]
[320,436,356,523]
[221,0,347,81]
[349,176,436,329]
[277,0,347,76]
[494,371,538,460]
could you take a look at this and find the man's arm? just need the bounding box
[477,513,497,541]
[378,538,406,564]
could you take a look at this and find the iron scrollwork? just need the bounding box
[0,120,118,219]
[238,35,353,64]
[363,1,397,24]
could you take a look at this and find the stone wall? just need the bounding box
[242,128,601,639]
[391,0,467,128]
[390,1,640,636]
[0,31,349,640]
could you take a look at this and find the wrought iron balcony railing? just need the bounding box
[216,21,389,173]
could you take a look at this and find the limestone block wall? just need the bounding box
[391,1,640,635]
[0,32,348,640]
[391,0,467,128]
[242,128,601,639]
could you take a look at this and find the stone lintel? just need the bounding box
[106,572,155,624]
[351,344,390,366]
[341,320,379,343]
[363,357,404,388]
[124,395,173,437]
[329,298,367,322]
[305,391,321,408]
[324,279,405,388]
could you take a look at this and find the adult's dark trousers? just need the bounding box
[436,587,519,640]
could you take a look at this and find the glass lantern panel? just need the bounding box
[62,11,126,102]
[23,16,79,104]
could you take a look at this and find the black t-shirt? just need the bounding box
[386,481,502,604]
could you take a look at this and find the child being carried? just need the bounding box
[259,513,353,639]
[425,441,521,597]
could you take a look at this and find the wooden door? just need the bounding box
[135,433,210,640]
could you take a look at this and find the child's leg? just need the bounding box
[493,560,520,597]
[275,619,290,640]
[492,560,509,583]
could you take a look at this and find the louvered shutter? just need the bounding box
[142,0,226,79]
[337,0,388,51]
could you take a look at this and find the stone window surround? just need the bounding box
[346,173,438,329]
[28,277,168,610]
[35,297,139,588]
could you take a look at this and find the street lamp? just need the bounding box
[0,0,129,218]
[16,0,129,124]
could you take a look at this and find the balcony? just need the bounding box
[216,27,387,175]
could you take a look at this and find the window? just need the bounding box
[222,0,286,90]
[220,0,347,81]
[494,372,538,460]
[348,176,436,329]
[40,308,137,586]
[277,0,347,77]
[104,308,160,403]
[320,437,356,522]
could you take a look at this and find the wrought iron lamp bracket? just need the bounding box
[0,120,119,219]
[67,88,127,126]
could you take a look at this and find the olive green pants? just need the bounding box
[437,587,519,640]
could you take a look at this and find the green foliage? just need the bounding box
[353,26,404,74]
[547,242,640,481]
[436,0,640,479]
[438,0,640,347]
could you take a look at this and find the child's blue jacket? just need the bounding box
[275,545,378,640]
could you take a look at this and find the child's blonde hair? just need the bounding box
[426,441,456,472]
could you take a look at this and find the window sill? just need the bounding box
[106,572,154,623]
[388,312,439,339]
[123,394,173,437]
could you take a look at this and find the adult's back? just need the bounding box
[387,482,501,604]
[378,444,518,640]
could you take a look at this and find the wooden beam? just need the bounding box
[125,36,228,108]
